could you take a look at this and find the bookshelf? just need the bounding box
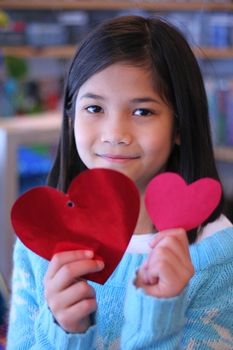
[1,1,233,60]
[0,1,233,11]
[1,45,233,59]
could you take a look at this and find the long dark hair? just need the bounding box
[47,15,224,243]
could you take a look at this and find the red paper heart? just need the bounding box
[11,168,140,284]
[145,172,222,231]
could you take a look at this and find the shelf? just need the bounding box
[193,47,233,60]
[1,45,76,59]
[214,146,233,163]
[2,45,233,59]
[0,111,61,133]
[1,1,233,11]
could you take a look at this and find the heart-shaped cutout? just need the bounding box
[11,168,140,284]
[145,172,222,231]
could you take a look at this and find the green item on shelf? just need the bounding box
[30,144,50,155]
[5,56,28,81]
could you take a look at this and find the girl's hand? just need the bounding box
[44,250,104,333]
[135,228,194,298]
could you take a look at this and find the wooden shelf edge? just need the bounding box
[2,45,233,59]
[0,111,61,133]
[214,146,233,163]
[1,1,233,11]
[1,45,76,58]
[193,47,233,60]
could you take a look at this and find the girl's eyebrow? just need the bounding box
[80,93,161,104]
[80,93,104,100]
[131,97,161,104]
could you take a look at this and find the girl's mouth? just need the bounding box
[97,153,140,163]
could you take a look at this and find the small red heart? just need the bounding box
[145,172,222,231]
[11,168,140,284]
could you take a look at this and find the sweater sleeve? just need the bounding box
[7,240,96,350]
[121,275,188,349]
[122,259,233,350]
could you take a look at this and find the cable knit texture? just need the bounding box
[7,227,233,349]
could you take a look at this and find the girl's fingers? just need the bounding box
[150,229,190,258]
[138,248,194,297]
[55,297,97,334]
[142,262,180,298]
[63,280,96,306]
[47,280,96,311]
[47,258,104,292]
[137,251,178,290]
[140,247,178,284]
[151,239,193,279]
[150,228,188,250]
[148,246,193,280]
[44,250,94,282]
[148,235,191,269]
[43,250,103,334]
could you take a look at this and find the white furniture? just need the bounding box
[0,112,61,287]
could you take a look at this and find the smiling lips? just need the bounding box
[97,153,140,163]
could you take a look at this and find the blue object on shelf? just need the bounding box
[17,145,54,194]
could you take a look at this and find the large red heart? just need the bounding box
[11,168,140,284]
[145,172,222,231]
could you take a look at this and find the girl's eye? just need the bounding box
[86,105,103,114]
[133,108,153,117]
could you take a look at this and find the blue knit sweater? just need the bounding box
[7,227,233,349]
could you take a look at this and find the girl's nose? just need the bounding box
[101,135,131,145]
[100,119,132,146]
[101,129,132,145]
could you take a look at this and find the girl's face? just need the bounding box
[75,63,178,193]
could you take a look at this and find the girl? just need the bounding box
[7,16,233,349]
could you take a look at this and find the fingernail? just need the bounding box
[84,250,94,258]
[96,260,105,270]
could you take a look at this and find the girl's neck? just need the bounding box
[134,192,156,235]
